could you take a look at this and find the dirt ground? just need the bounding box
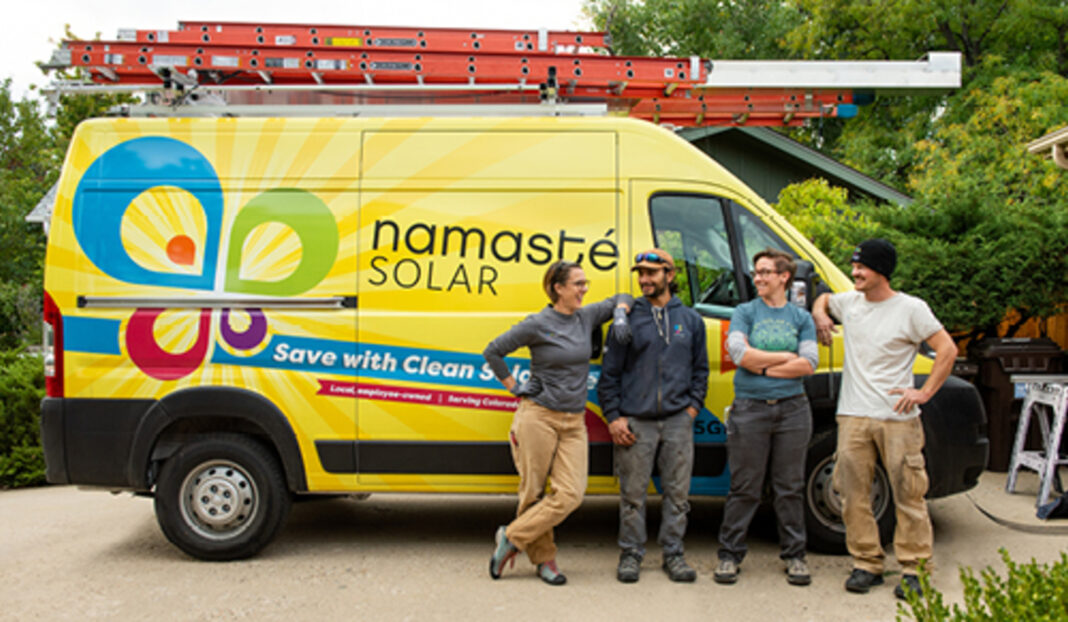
[1,470,1065,622]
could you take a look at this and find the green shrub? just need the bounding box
[898,550,1068,622]
[0,281,42,348]
[0,348,46,488]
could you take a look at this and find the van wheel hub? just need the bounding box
[180,460,258,539]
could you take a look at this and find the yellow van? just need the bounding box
[40,116,987,560]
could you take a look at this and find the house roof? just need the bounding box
[1027,126,1068,170]
[25,182,57,234]
[677,126,913,206]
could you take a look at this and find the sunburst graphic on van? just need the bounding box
[120,186,208,276]
[72,130,344,381]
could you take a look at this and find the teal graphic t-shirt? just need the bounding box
[729,298,817,400]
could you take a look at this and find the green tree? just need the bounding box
[583,0,802,58]
[775,178,883,271]
[0,79,56,286]
[784,0,1068,188]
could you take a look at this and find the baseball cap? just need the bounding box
[632,248,675,272]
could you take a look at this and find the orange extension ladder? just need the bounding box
[42,20,960,126]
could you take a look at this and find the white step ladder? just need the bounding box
[1006,374,1068,507]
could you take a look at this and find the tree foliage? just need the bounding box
[775,178,883,271]
[0,79,56,287]
[0,349,46,488]
[583,0,802,58]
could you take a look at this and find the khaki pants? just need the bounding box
[833,415,932,574]
[505,399,588,565]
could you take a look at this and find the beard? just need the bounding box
[643,280,667,299]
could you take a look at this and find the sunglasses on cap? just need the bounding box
[634,252,669,264]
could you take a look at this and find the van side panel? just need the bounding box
[354,128,621,491]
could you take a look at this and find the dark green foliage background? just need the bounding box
[0,350,45,488]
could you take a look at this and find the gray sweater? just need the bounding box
[483,294,632,413]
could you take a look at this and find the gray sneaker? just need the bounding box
[662,554,697,582]
[713,558,739,584]
[785,557,811,586]
[617,551,641,583]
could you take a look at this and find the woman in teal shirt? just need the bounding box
[714,248,818,587]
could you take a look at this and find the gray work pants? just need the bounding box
[717,395,812,562]
[615,410,694,559]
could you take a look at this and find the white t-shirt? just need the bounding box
[828,290,944,420]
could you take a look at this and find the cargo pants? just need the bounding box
[833,414,932,574]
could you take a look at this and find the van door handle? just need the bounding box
[78,295,357,310]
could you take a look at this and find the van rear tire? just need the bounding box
[803,428,895,554]
[154,434,291,560]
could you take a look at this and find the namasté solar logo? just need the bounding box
[71,136,339,380]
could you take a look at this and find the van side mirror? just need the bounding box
[790,260,831,312]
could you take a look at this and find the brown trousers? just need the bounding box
[833,415,932,574]
[504,399,588,565]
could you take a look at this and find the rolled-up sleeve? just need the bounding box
[726,331,748,365]
[798,340,819,373]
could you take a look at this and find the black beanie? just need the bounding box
[851,239,897,279]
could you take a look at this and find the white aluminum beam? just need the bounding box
[699,52,961,93]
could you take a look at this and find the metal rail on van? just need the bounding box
[77,295,357,309]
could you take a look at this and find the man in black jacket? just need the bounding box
[598,248,709,583]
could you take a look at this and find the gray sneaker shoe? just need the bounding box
[713,558,739,584]
[617,551,641,583]
[662,554,697,582]
[785,556,811,586]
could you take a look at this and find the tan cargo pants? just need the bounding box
[833,415,932,574]
[504,398,588,565]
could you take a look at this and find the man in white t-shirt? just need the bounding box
[811,239,958,600]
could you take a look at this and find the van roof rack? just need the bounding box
[40,20,961,127]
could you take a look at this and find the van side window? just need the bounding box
[729,201,796,273]
[650,194,742,318]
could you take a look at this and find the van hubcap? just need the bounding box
[179,460,258,540]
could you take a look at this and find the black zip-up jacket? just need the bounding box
[597,295,709,422]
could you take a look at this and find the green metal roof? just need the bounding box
[678,126,913,206]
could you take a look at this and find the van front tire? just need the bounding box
[154,434,291,560]
[803,428,895,554]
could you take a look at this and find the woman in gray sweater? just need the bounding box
[484,260,632,585]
